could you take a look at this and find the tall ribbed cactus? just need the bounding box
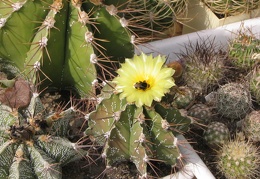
[85,84,191,177]
[0,0,134,97]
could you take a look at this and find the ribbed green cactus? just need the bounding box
[216,134,260,179]
[0,92,87,178]
[204,0,260,16]
[216,82,252,120]
[84,85,191,177]
[0,0,134,97]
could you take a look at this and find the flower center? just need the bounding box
[134,80,150,91]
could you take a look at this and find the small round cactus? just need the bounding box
[171,86,195,109]
[188,103,212,125]
[180,38,227,95]
[242,110,260,142]
[249,65,260,104]
[203,122,230,148]
[216,135,260,179]
[216,82,252,120]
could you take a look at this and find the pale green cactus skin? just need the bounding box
[216,135,260,179]
[85,85,191,177]
[242,110,260,142]
[216,82,252,120]
[0,93,87,179]
[203,122,229,149]
[0,0,134,97]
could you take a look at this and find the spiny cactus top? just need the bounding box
[113,53,175,107]
[0,93,87,178]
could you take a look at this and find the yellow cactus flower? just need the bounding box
[113,53,175,107]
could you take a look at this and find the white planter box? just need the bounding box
[137,18,260,179]
[182,0,260,34]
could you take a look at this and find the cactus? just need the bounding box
[228,31,260,71]
[249,65,260,104]
[203,122,229,149]
[0,0,134,97]
[0,92,87,178]
[84,52,191,177]
[216,134,260,179]
[187,103,212,125]
[85,92,191,177]
[216,82,252,120]
[242,110,260,142]
[204,0,260,16]
[171,86,194,109]
[179,37,227,95]
[121,0,188,40]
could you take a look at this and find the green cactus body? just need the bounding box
[242,110,260,142]
[188,103,212,125]
[85,90,191,177]
[204,0,260,16]
[203,122,229,149]
[0,93,87,178]
[250,65,260,104]
[216,82,252,120]
[217,136,260,179]
[0,0,134,97]
[229,34,260,70]
[171,86,194,109]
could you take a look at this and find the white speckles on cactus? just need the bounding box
[204,122,230,148]
[172,86,194,109]
[216,83,252,120]
[188,103,212,125]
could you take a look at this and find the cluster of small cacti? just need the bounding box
[0,91,87,178]
[203,122,229,148]
[204,0,260,16]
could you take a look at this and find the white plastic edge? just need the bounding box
[161,135,215,179]
[136,17,260,63]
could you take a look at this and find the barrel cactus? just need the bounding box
[180,38,227,95]
[216,134,260,179]
[216,82,252,120]
[0,0,134,97]
[85,53,191,177]
[204,0,260,16]
[0,92,87,178]
[171,86,195,109]
[242,110,260,142]
[203,122,229,149]
[187,103,212,125]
